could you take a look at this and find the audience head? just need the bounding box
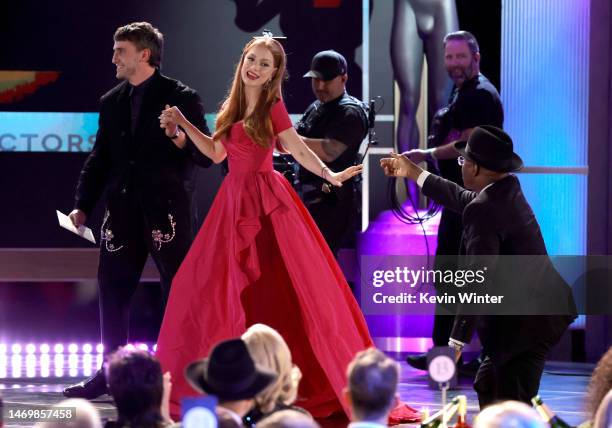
[185,338,277,416]
[242,324,302,413]
[586,345,612,420]
[474,401,545,428]
[257,410,319,428]
[34,398,102,428]
[344,348,399,423]
[106,347,164,427]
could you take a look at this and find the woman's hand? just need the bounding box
[326,164,363,187]
[159,104,187,136]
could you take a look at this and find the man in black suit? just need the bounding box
[64,22,211,399]
[381,126,576,407]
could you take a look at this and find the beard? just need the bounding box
[448,62,475,86]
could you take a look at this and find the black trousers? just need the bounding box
[97,206,192,357]
[474,341,551,408]
[305,185,356,257]
[432,207,463,345]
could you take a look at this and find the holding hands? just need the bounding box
[160,105,187,146]
[160,104,187,129]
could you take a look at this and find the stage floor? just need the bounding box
[0,353,592,427]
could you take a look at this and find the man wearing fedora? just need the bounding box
[380,126,575,407]
[185,338,277,428]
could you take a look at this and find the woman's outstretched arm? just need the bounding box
[160,105,227,164]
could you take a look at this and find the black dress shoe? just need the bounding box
[406,353,428,370]
[407,353,468,372]
[63,369,108,399]
[458,357,481,378]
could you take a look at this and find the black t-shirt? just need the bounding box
[436,73,504,185]
[295,92,368,185]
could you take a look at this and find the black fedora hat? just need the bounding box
[454,125,523,172]
[185,339,277,401]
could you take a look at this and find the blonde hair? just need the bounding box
[213,37,287,148]
[242,324,302,413]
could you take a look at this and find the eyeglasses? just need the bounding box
[457,156,465,166]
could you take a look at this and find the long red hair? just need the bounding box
[213,37,287,147]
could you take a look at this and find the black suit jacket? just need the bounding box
[74,71,211,240]
[423,174,576,360]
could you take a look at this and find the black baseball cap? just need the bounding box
[303,50,347,81]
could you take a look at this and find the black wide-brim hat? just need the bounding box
[184,338,276,401]
[454,125,523,173]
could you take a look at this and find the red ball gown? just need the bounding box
[156,100,373,418]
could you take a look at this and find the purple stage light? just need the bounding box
[82,343,93,354]
[11,344,22,354]
[96,344,104,354]
[54,354,64,368]
[26,344,36,354]
[68,344,78,354]
[54,344,64,354]
[83,354,93,377]
[0,344,7,354]
[40,344,50,354]
[41,354,50,378]
[68,354,78,371]
[11,360,21,378]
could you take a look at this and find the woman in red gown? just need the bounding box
[157,36,373,418]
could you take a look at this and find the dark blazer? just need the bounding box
[74,71,211,240]
[422,174,576,360]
